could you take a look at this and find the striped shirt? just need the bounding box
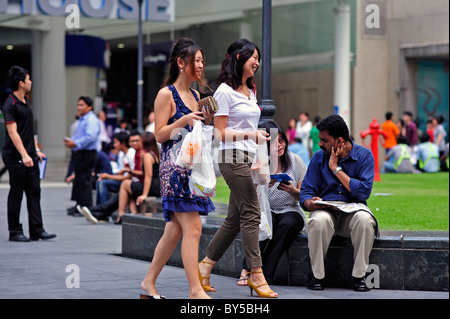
[269,152,307,220]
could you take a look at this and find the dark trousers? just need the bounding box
[71,150,97,207]
[90,192,119,218]
[440,151,449,172]
[243,211,304,280]
[2,154,44,237]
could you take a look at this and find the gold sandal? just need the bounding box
[247,271,278,298]
[198,260,216,292]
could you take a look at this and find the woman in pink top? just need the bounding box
[286,117,297,144]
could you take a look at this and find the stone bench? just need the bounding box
[122,200,449,292]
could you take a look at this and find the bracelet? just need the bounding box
[333,166,342,175]
[36,148,41,152]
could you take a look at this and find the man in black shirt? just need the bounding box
[1,66,56,242]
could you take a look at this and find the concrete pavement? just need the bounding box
[0,182,448,304]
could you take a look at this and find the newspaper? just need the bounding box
[314,200,372,214]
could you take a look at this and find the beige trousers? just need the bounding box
[206,150,263,268]
[307,204,377,279]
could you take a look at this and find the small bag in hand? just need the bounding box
[251,139,270,185]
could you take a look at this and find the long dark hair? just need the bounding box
[163,37,206,91]
[259,120,292,171]
[217,38,261,90]
[141,132,159,159]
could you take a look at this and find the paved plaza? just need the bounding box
[0,182,448,315]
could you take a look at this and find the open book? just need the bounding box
[314,200,372,214]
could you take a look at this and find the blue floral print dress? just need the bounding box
[159,85,215,222]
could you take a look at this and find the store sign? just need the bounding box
[0,0,174,21]
[143,41,172,67]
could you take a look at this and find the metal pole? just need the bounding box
[137,0,144,132]
[259,0,276,124]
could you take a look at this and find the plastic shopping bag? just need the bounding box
[189,124,216,197]
[257,184,272,241]
[175,120,203,169]
[251,140,270,185]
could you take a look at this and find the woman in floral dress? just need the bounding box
[140,38,215,299]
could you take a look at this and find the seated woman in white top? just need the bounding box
[239,120,307,285]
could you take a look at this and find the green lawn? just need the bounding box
[212,173,449,231]
[367,172,449,231]
[213,176,231,204]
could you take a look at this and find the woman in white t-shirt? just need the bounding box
[295,111,313,152]
[198,39,278,298]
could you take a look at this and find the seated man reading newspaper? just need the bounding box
[300,115,378,292]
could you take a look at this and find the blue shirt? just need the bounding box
[416,142,440,173]
[288,142,310,166]
[72,110,100,151]
[300,141,375,208]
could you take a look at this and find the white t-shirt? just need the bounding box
[295,120,312,150]
[214,83,261,154]
[116,147,136,172]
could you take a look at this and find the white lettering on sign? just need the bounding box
[0,0,174,21]
[144,53,168,64]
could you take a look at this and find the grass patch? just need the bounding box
[212,176,230,204]
[212,173,449,231]
[367,172,449,231]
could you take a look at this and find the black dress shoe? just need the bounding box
[67,206,77,216]
[353,276,371,292]
[67,206,83,217]
[31,231,57,241]
[9,234,31,242]
[307,276,325,290]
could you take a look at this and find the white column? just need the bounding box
[31,17,67,159]
[333,0,351,130]
[240,14,253,39]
